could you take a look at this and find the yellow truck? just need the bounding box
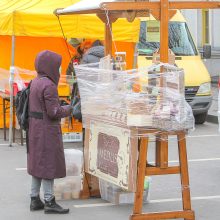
[137,11,212,124]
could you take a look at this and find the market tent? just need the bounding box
[0,0,139,71]
[0,0,140,136]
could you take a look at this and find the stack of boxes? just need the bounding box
[54,149,83,200]
[99,177,151,205]
[61,117,83,143]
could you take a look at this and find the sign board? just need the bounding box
[84,120,138,191]
[146,20,160,42]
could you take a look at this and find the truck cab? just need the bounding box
[137,11,212,124]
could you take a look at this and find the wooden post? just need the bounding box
[105,21,112,56]
[160,0,169,63]
[156,134,168,168]
[178,132,193,213]
[131,131,195,220]
[133,137,149,214]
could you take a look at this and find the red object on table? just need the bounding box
[5,82,30,96]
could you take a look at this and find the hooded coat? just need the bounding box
[80,46,104,64]
[27,50,72,179]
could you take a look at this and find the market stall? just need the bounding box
[56,0,220,219]
[0,0,140,145]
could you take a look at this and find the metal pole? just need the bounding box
[9,35,15,147]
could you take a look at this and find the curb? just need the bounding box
[207,114,218,124]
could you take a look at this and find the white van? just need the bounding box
[137,11,212,124]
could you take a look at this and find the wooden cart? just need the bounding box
[55,1,220,219]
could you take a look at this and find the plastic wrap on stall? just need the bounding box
[0,68,11,92]
[0,66,75,97]
[74,62,195,137]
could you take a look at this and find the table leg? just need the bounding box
[13,99,15,143]
[20,129,23,146]
[3,98,6,141]
[133,137,149,214]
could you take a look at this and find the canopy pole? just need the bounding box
[9,35,15,147]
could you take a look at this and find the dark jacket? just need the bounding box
[27,50,72,179]
[80,46,104,64]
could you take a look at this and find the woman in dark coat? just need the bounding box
[28,50,72,214]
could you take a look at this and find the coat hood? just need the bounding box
[35,50,62,85]
[86,46,104,59]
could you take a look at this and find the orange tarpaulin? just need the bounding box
[0,36,75,72]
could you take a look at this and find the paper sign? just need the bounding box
[146,20,160,42]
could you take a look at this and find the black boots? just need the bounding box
[30,195,44,211]
[44,197,69,214]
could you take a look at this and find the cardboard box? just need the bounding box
[99,179,150,205]
[61,117,83,142]
[54,176,82,201]
[152,49,175,65]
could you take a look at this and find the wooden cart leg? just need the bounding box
[178,133,195,220]
[156,134,168,168]
[80,172,91,199]
[132,137,149,215]
[155,134,161,166]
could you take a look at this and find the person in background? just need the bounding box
[66,39,93,77]
[28,50,72,214]
[80,40,104,64]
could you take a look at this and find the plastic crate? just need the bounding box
[99,178,150,205]
[62,132,83,143]
[58,83,70,97]
[54,176,82,200]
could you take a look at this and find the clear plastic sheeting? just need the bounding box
[0,67,36,94]
[0,67,73,97]
[74,62,195,136]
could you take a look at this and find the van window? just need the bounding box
[138,21,198,56]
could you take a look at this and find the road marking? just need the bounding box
[0,143,25,146]
[188,134,220,138]
[74,203,115,208]
[15,157,220,171]
[73,195,220,208]
[150,195,220,203]
[167,158,220,164]
[15,168,27,171]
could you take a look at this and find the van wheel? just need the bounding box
[195,112,207,124]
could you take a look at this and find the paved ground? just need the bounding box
[202,56,219,124]
[1,122,220,220]
[211,85,218,115]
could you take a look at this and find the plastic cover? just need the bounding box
[56,0,116,14]
[0,67,36,94]
[0,67,73,96]
[74,62,195,136]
